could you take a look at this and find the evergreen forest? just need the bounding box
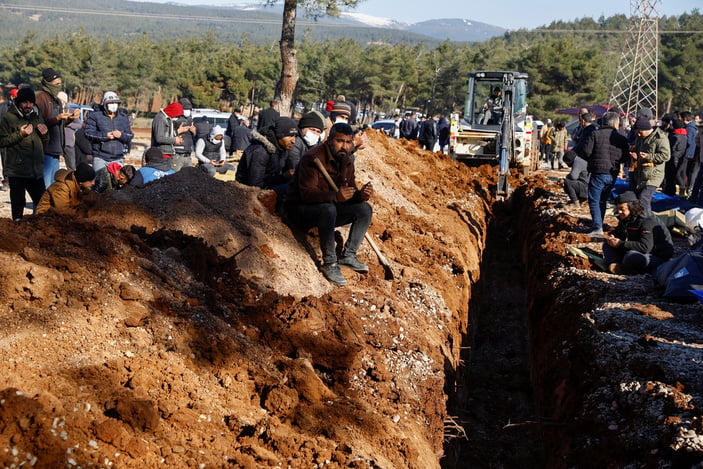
[1,8,702,121]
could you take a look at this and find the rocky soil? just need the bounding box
[0,132,701,468]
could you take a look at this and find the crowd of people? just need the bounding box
[557,106,703,275]
[0,71,375,286]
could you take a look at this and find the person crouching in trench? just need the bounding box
[603,191,674,275]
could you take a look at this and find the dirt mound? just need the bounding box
[0,131,701,468]
[0,132,489,468]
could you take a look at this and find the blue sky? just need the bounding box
[144,0,695,30]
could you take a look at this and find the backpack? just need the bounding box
[541,127,553,145]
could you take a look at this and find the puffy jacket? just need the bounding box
[85,107,134,162]
[576,125,628,176]
[0,103,49,179]
[36,169,81,214]
[235,129,287,189]
[631,127,670,190]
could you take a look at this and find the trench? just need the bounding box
[442,198,546,468]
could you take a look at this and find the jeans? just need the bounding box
[9,176,45,221]
[92,156,123,174]
[43,154,61,188]
[287,201,372,265]
[587,173,615,230]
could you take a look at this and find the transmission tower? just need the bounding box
[608,0,660,118]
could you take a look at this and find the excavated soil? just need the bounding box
[0,132,701,468]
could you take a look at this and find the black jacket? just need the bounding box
[576,125,628,176]
[612,214,674,261]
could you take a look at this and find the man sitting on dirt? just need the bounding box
[194,125,236,177]
[603,191,674,275]
[284,123,374,286]
[36,162,95,216]
[235,116,298,191]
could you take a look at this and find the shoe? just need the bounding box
[565,200,580,208]
[608,263,623,274]
[577,226,604,237]
[338,254,369,273]
[321,263,347,286]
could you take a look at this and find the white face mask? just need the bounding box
[106,103,118,113]
[334,117,348,124]
[303,131,321,147]
[183,110,191,118]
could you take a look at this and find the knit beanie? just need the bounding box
[615,191,638,205]
[15,87,35,104]
[298,111,326,131]
[41,68,60,82]
[179,98,193,110]
[633,116,652,131]
[330,101,351,117]
[274,117,299,139]
[74,162,96,183]
[636,108,653,120]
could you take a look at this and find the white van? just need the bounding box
[191,108,233,128]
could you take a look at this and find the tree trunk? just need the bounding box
[276,0,299,117]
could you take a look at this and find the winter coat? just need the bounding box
[553,128,569,151]
[235,129,287,189]
[36,169,81,214]
[668,130,687,163]
[631,127,670,190]
[576,125,628,176]
[35,85,68,157]
[685,121,697,159]
[231,124,252,152]
[285,135,322,172]
[286,141,361,206]
[151,107,181,156]
[0,103,49,179]
[564,151,589,184]
[85,107,134,162]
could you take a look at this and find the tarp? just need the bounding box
[555,104,612,118]
[655,250,703,301]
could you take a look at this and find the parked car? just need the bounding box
[371,119,397,137]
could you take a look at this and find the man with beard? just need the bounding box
[235,116,298,190]
[284,123,374,286]
[0,87,49,221]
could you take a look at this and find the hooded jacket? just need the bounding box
[36,169,81,214]
[235,128,287,188]
[151,103,184,156]
[631,127,670,190]
[0,102,49,179]
[85,106,134,162]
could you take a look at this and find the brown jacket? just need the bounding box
[287,141,360,205]
[36,169,81,215]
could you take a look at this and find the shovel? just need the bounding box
[312,158,395,280]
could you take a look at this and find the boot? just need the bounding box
[321,263,347,286]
